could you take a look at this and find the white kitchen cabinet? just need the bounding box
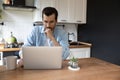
[33,0,87,24]
[33,0,56,22]
[55,0,69,23]
[57,0,87,23]
[74,0,87,23]
[67,48,90,59]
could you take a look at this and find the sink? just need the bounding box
[69,42,84,45]
[69,41,92,47]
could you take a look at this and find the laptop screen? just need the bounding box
[22,46,62,69]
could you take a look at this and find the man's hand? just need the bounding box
[18,59,24,68]
[44,28,53,40]
[44,28,60,46]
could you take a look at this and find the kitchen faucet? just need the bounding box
[68,32,75,42]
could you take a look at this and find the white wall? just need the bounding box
[64,24,78,42]
[1,10,34,42]
[0,7,77,43]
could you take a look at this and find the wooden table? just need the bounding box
[0,57,120,80]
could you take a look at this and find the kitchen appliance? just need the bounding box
[68,32,75,42]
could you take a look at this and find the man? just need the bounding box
[19,7,70,65]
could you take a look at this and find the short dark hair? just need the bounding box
[42,7,58,20]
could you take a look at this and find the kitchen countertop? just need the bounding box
[69,41,92,48]
[0,42,92,52]
[0,48,20,52]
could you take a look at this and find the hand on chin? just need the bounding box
[44,28,54,39]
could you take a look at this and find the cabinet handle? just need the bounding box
[61,20,67,22]
[76,21,81,22]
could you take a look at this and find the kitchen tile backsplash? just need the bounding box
[0,10,77,43]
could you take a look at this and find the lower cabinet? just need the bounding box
[67,48,90,59]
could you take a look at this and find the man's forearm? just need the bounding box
[50,37,60,46]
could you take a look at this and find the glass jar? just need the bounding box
[71,61,78,68]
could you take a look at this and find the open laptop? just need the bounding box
[22,46,62,69]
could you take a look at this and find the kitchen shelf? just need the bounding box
[2,4,36,11]
[0,22,4,25]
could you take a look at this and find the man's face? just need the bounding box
[43,14,57,31]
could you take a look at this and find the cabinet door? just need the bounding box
[68,0,87,23]
[67,0,75,23]
[56,0,87,23]
[74,0,87,23]
[33,0,56,22]
[55,0,69,23]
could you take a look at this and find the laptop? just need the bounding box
[22,46,62,69]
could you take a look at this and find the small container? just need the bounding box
[71,61,78,68]
[3,56,17,70]
[68,57,79,68]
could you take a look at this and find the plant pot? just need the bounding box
[68,61,78,68]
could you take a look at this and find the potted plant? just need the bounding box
[69,57,78,68]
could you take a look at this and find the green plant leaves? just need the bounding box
[70,57,78,62]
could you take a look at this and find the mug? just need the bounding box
[3,56,17,70]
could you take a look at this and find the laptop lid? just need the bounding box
[22,46,62,69]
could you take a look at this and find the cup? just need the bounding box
[3,56,17,70]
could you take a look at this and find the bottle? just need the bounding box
[11,0,14,5]
[4,0,11,5]
[7,32,17,44]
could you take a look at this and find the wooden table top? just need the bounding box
[0,57,120,80]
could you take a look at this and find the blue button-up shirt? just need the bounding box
[22,26,70,60]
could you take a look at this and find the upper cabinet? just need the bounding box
[55,0,69,23]
[71,0,87,23]
[34,0,56,22]
[56,0,87,24]
[34,0,87,24]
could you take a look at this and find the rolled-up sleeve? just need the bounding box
[59,31,70,60]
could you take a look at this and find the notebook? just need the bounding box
[22,46,62,69]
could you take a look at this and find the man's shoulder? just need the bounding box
[32,26,44,33]
[33,26,43,30]
[54,27,67,35]
[55,27,65,32]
